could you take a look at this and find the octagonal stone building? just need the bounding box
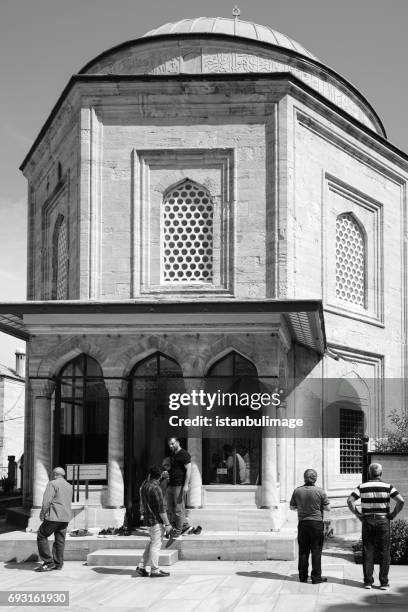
[2,16,407,538]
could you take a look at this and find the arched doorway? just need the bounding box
[54,354,108,469]
[126,352,185,525]
[202,351,262,486]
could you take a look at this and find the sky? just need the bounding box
[0,0,407,367]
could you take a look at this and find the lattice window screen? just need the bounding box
[340,408,364,474]
[56,220,68,299]
[162,180,213,283]
[336,214,365,306]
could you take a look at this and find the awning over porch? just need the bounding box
[0,299,326,354]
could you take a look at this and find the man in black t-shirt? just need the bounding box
[166,437,192,537]
[290,468,331,584]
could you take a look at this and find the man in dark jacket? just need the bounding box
[136,465,172,577]
[290,468,331,584]
[36,467,72,572]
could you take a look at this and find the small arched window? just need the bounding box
[162,179,213,283]
[52,215,68,300]
[335,213,366,307]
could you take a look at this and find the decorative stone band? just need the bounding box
[84,41,379,132]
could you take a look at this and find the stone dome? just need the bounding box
[143,17,318,61]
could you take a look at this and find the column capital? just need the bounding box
[30,378,55,398]
[105,378,128,398]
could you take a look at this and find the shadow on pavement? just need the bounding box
[90,567,135,576]
[320,584,408,611]
[236,571,367,589]
[4,562,41,571]
[236,571,299,581]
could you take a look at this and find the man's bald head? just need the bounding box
[53,467,65,478]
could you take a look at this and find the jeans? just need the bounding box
[166,486,189,536]
[37,520,68,567]
[141,524,163,572]
[362,516,390,586]
[297,520,324,581]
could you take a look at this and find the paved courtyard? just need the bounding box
[0,539,407,611]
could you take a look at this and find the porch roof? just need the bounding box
[0,299,326,354]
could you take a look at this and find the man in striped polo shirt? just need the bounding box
[347,463,404,590]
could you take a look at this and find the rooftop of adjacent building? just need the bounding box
[0,350,25,381]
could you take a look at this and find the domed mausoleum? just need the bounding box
[0,15,407,557]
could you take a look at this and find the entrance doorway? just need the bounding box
[202,352,262,486]
[125,352,184,526]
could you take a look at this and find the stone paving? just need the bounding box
[0,537,407,611]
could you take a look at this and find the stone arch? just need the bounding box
[37,337,107,378]
[110,335,187,378]
[203,345,260,376]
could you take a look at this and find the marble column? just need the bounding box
[105,379,127,508]
[261,435,279,509]
[30,379,56,509]
[183,377,204,508]
[276,400,287,502]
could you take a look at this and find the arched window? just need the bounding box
[335,213,366,307]
[162,179,213,283]
[55,355,108,469]
[204,351,261,486]
[52,215,68,300]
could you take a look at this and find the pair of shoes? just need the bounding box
[192,525,202,535]
[134,567,149,577]
[98,527,115,536]
[311,577,327,584]
[150,570,170,578]
[380,585,390,590]
[364,584,372,589]
[35,563,57,572]
[70,529,90,537]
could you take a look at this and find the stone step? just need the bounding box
[0,529,298,562]
[187,508,275,531]
[87,548,178,566]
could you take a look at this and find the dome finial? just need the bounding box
[232,5,240,35]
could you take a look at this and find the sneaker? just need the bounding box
[35,563,57,572]
[311,577,327,584]
[193,526,202,535]
[134,567,149,577]
[380,585,390,590]
[364,584,372,589]
[299,577,308,583]
[150,570,170,578]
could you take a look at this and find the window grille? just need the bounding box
[335,214,365,307]
[56,219,68,299]
[340,408,364,474]
[162,180,213,283]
